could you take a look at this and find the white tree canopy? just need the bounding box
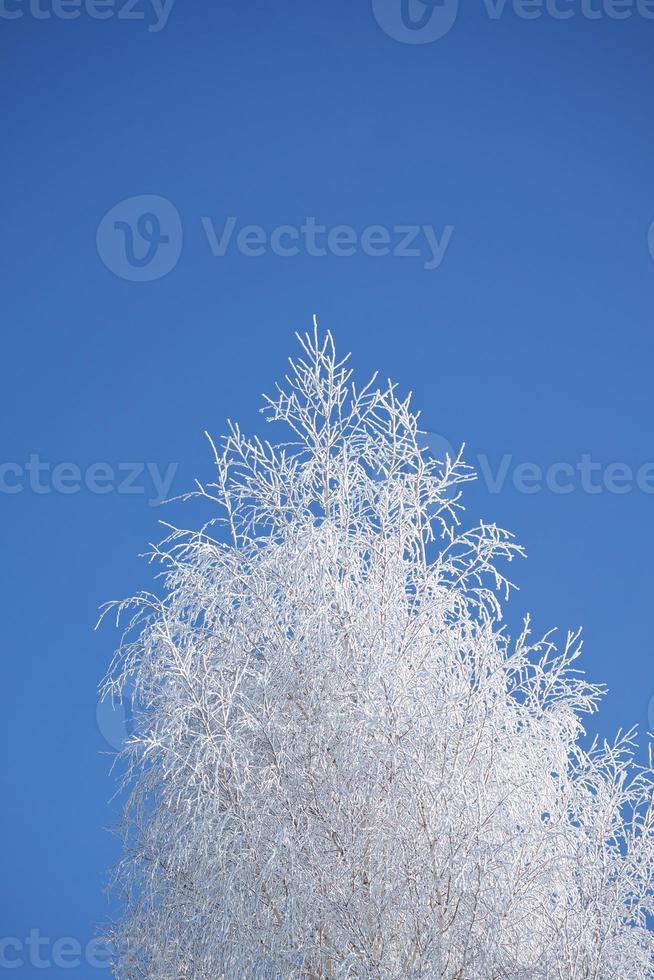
[102,325,654,979]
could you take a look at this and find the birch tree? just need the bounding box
[102,324,654,979]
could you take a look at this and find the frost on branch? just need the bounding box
[101,325,654,979]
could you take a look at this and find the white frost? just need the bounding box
[102,323,654,979]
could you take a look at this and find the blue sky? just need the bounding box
[2,1,654,973]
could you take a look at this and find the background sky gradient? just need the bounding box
[2,1,654,973]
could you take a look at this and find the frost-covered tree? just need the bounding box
[102,324,654,979]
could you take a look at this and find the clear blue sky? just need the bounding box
[2,2,654,973]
